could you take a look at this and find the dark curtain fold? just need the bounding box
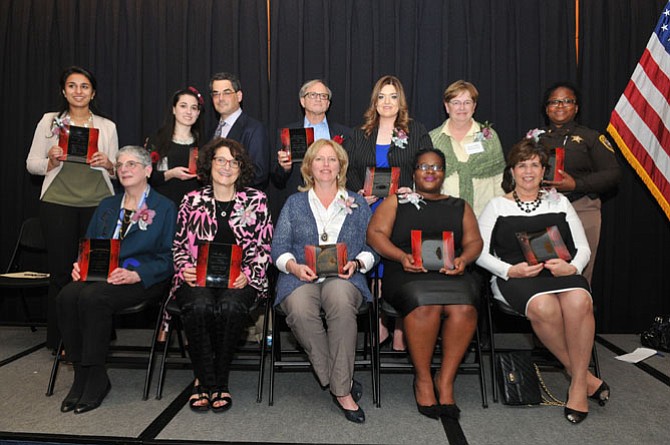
[0,0,268,281]
[268,0,575,152]
[579,0,670,332]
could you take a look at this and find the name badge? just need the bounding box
[465,141,485,154]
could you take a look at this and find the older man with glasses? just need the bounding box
[271,79,351,207]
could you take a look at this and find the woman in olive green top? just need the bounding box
[429,80,506,217]
[26,66,118,350]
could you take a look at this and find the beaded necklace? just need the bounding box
[513,190,542,213]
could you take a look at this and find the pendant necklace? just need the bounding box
[216,200,234,217]
[513,190,542,213]
[312,197,340,242]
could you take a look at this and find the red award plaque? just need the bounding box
[363,167,400,197]
[188,147,198,175]
[280,127,315,162]
[195,242,243,288]
[411,230,455,271]
[78,239,120,282]
[304,243,348,277]
[544,147,565,182]
[59,125,100,163]
[515,225,572,265]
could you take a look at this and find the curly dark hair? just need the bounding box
[502,138,549,193]
[197,138,254,190]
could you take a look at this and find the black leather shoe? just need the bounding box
[588,381,610,406]
[60,396,79,413]
[564,406,588,424]
[351,379,363,403]
[439,404,461,420]
[332,394,365,423]
[74,381,111,414]
[417,403,440,419]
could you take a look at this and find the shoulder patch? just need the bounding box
[599,134,615,153]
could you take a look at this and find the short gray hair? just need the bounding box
[118,145,151,166]
[298,79,332,101]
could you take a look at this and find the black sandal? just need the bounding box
[210,389,233,413]
[189,385,210,412]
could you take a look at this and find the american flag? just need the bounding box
[608,1,670,220]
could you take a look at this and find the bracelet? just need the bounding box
[354,259,363,271]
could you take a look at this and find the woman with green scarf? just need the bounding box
[429,80,505,217]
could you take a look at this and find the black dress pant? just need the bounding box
[175,285,255,391]
[56,280,165,365]
[40,201,96,350]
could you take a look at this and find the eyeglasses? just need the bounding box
[448,100,474,107]
[546,98,577,107]
[210,89,236,98]
[415,163,444,172]
[114,160,145,170]
[213,157,241,169]
[303,92,330,101]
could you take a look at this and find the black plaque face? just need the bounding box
[371,168,393,197]
[421,239,445,271]
[288,128,310,162]
[85,239,114,282]
[66,126,92,163]
[544,151,557,181]
[205,243,233,288]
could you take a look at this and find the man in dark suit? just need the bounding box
[210,72,270,189]
[272,79,351,197]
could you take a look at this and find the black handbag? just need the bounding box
[496,351,542,405]
[641,315,670,352]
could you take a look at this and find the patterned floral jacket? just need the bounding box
[170,185,273,299]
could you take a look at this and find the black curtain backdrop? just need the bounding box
[1,0,668,332]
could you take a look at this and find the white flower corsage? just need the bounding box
[542,187,561,205]
[391,128,408,149]
[525,128,546,143]
[335,194,359,214]
[397,190,426,210]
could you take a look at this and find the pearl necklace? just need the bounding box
[172,134,194,144]
[67,111,93,128]
[513,190,542,213]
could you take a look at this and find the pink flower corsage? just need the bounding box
[391,128,408,149]
[526,128,546,143]
[230,202,257,227]
[131,204,156,231]
[335,194,359,214]
[150,151,161,164]
[474,121,494,142]
[542,187,561,205]
[51,116,70,137]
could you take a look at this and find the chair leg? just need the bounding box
[155,326,173,400]
[143,310,164,400]
[257,299,271,403]
[367,305,378,405]
[474,327,488,408]
[487,298,499,403]
[45,340,64,396]
[269,305,278,406]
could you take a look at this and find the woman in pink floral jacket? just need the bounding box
[170,138,273,413]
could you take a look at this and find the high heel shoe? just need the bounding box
[331,394,365,423]
[433,373,460,420]
[414,378,439,420]
[564,390,588,424]
[588,381,610,406]
[74,380,111,414]
[351,379,363,403]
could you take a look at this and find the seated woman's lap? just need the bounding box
[385,275,478,317]
[57,281,151,316]
[281,278,363,321]
[526,289,593,321]
[176,286,256,319]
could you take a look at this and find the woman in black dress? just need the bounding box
[477,138,609,424]
[367,149,482,420]
[145,87,205,204]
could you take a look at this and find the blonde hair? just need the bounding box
[442,80,479,103]
[299,139,349,191]
[361,75,410,137]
